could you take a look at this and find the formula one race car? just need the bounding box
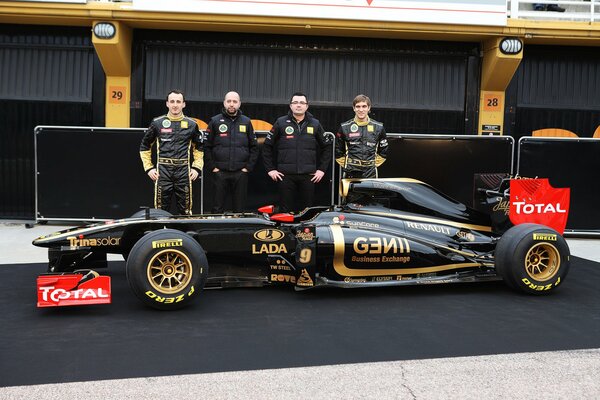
[33,178,571,310]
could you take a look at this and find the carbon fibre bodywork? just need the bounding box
[33,178,510,290]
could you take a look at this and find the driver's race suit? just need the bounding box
[335,118,388,178]
[140,114,203,215]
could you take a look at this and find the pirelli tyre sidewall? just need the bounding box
[495,223,570,295]
[126,229,208,310]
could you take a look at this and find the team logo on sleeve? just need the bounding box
[367,125,374,132]
[285,126,294,135]
[181,121,188,129]
[162,120,171,128]
[307,127,314,134]
[350,124,358,133]
[240,125,247,133]
[219,124,228,132]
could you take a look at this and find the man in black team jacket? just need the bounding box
[263,92,332,212]
[140,90,203,215]
[204,91,258,213]
[335,94,388,178]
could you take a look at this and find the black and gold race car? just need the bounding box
[33,178,570,310]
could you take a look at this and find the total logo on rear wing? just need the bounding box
[509,178,570,234]
[37,271,111,308]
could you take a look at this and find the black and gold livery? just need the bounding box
[140,114,203,215]
[335,118,388,178]
[33,177,571,310]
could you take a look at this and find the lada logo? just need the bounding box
[254,229,285,242]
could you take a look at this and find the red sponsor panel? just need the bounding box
[509,178,570,234]
[37,274,111,308]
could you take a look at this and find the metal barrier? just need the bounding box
[380,134,515,207]
[517,136,600,235]
[34,125,201,221]
[34,126,600,233]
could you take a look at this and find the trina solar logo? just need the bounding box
[67,236,121,246]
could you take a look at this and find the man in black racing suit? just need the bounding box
[263,92,332,212]
[139,90,203,215]
[335,94,388,178]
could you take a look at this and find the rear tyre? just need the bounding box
[495,223,570,294]
[126,229,208,310]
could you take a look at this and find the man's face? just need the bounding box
[353,101,370,121]
[166,93,185,116]
[223,92,241,115]
[289,95,308,118]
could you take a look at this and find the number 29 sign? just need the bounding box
[108,86,127,104]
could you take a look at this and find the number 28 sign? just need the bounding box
[483,93,503,112]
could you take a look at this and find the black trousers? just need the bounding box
[343,167,377,179]
[278,174,315,212]
[211,170,248,214]
[156,164,192,215]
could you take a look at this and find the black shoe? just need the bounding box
[547,4,565,12]
[533,5,545,11]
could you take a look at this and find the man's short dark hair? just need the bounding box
[289,92,308,104]
[353,94,371,107]
[167,90,185,102]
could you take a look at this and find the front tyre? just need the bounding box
[126,229,208,310]
[495,223,570,294]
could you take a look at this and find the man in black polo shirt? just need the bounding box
[263,92,332,212]
[205,91,258,214]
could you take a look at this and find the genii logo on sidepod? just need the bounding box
[509,178,570,234]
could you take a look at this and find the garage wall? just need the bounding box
[0,25,104,220]
[133,31,480,134]
[505,45,600,139]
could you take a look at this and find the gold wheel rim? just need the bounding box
[525,242,560,282]
[147,249,193,294]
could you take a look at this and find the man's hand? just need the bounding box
[241,168,248,173]
[147,168,158,181]
[212,168,220,173]
[268,170,284,181]
[189,169,199,181]
[311,170,325,183]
